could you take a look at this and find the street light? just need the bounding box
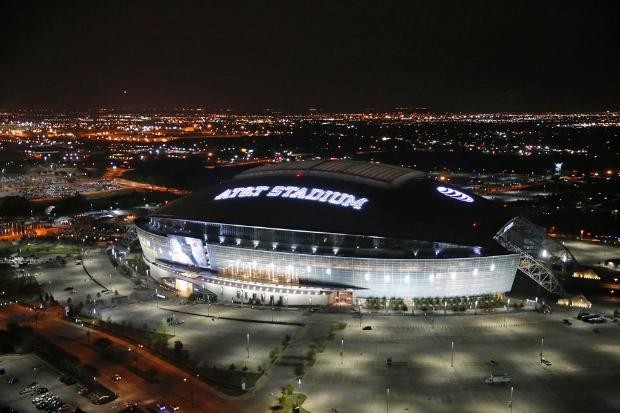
[246,332,250,359]
[359,304,363,328]
[540,337,544,363]
[386,387,390,413]
[183,377,194,407]
[340,338,344,365]
[451,341,454,367]
[508,385,514,413]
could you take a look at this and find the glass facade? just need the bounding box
[137,219,520,299]
[208,244,519,298]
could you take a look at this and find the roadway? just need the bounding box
[0,304,240,413]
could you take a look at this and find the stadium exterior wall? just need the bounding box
[136,226,519,305]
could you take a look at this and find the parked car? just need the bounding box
[94,395,112,405]
[485,374,511,384]
[577,311,590,320]
[77,386,91,395]
[35,387,48,394]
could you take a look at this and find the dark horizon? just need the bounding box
[1,1,619,112]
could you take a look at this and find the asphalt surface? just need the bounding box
[0,305,240,413]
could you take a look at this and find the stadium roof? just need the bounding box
[154,161,513,253]
[237,160,425,188]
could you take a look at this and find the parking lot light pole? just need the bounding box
[508,385,514,413]
[451,341,454,367]
[359,304,363,327]
[386,387,390,413]
[341,338,344,365]
[540,337,544,363]
[247,333,250,359]
[33,367,37,383]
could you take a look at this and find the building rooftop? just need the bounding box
[236,160,425,188]
[154,161,513,252]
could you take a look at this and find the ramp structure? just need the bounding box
[495,217,573,295]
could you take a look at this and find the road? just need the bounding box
[0,305,240,413]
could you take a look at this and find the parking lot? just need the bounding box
[35,247,302,374]
[0,353,116,413]
[296,308,620,413]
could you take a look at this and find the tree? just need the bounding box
[66,297,72,305]
[174,340,183,353]
[96,292,101,300]
[93,337,112,353]
[158,318,169,334]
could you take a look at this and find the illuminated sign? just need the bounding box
[214,186,369,210]
[436,186,474,203]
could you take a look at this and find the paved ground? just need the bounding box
[0,305,241,413]
[0,353,101,413]
[32,248,137,315]
[563,240,620,266]
[295,309,620,413]
[13,245,620,413]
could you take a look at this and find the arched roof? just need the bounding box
[154,161,512,252]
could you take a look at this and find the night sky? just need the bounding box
[1,1,619,112]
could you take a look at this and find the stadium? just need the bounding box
[135,160,570,306]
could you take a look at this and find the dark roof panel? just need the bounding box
[237,160,425,188]
[155,161,512,251]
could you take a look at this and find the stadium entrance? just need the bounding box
[330,291,353,307]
